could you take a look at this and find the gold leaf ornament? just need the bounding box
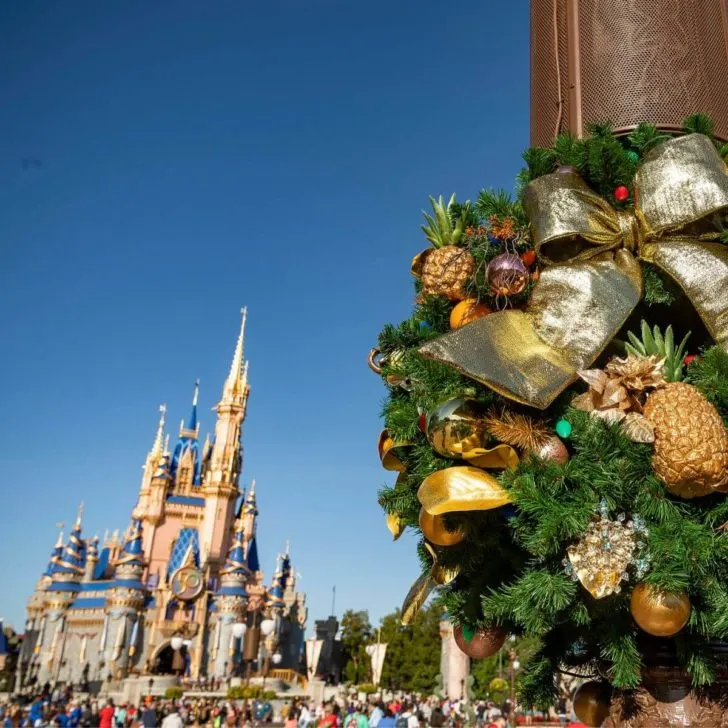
[418,466,512,516]
[386,513,405,541]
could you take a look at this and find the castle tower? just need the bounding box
[201,307,249,570]
[36,506,86,686]
[134,404,167,522]
[103,519,146,680]
[211,523,249,677]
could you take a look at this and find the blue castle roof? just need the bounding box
[44,531,65,577]
[52,518,86,577]
[117,520,144,566]
[170,381,202,486]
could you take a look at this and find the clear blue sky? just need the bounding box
[0,0,529,633]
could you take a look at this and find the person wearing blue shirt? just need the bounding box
[29,700,43,725]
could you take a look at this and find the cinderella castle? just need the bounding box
[17,309,307,692]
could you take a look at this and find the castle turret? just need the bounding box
[211,523,249,677]
[201,309,249,570]
[135,405,167,521]
[170,382,202,492]
[104,519,146,680]
[37,506,86,685]
[84,536,99,582]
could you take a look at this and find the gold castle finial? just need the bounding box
[224,307,248,398]
[151,404,167,458]
[285,539,290,556]
[75,502,84,527]
[193,379,200,407]
[55,522,65,548]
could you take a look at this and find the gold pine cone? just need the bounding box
[643,382,728,498]
[421,246,475,300]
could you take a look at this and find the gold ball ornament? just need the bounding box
[419,508,464,546]
[572,681,612,727]
[530,435,569,465]
[450,299,492,329]
[630,583,691,637]
[426,397,488,459]
[453,624,506,659]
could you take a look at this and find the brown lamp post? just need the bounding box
[530,0,728,146]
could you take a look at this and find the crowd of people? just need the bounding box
[0,685,581,728]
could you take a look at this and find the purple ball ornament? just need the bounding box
[486,253,529,298]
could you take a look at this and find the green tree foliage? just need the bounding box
[340,609,372,684]
[378,604,442,694]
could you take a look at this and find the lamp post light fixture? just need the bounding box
[509,651,520,714]
[260,619,276,636]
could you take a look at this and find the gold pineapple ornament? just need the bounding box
[626,322,728,498]
[412,194,475,300]
[643,382,728,498]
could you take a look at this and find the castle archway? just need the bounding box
[151,642,189,676]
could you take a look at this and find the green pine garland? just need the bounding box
[373,115,728,706]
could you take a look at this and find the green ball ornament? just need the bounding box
[626,150,640,164]
[555,419,572,439]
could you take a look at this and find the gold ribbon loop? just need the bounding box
[421,134,728,408]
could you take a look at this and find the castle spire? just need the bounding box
[180,381,200,438]
[244,479,257,511]
[222,307,248,400]
[151,404,167,458]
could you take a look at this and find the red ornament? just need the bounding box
[418,413,427,433]
[614,185,630,202]
[684,354,698,365]
[520,249,537,267]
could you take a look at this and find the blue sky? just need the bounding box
[0,0,528,632]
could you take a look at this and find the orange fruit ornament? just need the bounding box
[450,299,491,329]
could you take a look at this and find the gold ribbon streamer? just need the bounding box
[418,466,512,516]
[378,430,412,472]
[401,544,461,625]
[420,134,728,408]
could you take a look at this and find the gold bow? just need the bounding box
[420,134,728,408]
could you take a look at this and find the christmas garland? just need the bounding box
[370,113,728,712]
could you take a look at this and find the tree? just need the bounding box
[378,603,441,693]
[340,609,371,684]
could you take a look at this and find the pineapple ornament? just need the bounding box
[626,323,728,498]
[412,194,475,300]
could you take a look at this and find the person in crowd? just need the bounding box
[159,705,182,728]
[367,703,383,728]
[98,701,115,728]
[140,701,156,728]
[317,703,336,728]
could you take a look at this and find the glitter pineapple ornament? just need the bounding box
[627,322,728,498]
[414,194,475,300]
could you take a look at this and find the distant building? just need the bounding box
[17,310,306,691]
[314,616,343,684]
